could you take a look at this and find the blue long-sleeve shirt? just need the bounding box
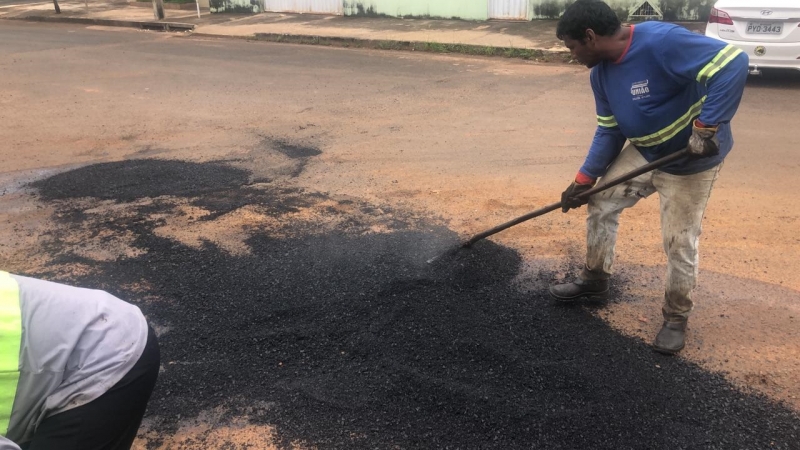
[581,22,749,178]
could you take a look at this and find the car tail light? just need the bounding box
[709,8,734,25]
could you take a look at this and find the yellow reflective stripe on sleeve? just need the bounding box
[0,271,21,436]
[628,96,706,148]
[697,45,744,84]
[597,115,618,128]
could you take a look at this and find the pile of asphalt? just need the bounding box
[31,159,799,449]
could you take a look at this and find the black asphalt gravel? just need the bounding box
[30,158,800,450]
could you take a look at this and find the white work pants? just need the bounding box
[580,145,721,321]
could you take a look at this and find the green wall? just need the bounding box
[343,0,489,20]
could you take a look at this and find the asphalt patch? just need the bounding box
[31,159,250,202]
[271,140,323,159]
[30,159,800,449]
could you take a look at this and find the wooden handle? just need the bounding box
[462,149,690,247]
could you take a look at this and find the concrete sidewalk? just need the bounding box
[0,0,200,30]
[194,12,568,53]
[0,0,706,58]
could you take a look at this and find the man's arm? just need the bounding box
[696,50,749,128]
[661,26,749,128]
[561,70,627,212]
[579,124,628,181]
[578,70,627,182]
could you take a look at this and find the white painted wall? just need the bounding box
[264,0,342,14]
[488,0,528,20]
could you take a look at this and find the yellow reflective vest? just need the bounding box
[0,272,21,436]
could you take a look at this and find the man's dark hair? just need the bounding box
[556,0,621,42]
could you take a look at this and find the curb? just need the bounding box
[10,15,195,31]
[193,32,571,63]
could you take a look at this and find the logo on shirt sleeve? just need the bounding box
[631,79,651,100]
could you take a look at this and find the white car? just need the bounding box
[705,0,800,74]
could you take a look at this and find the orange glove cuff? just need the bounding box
[694,119,718,131]
[575,171,596,185]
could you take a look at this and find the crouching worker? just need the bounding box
[0,271,160,450]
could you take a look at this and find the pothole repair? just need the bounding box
[16,158,800,449]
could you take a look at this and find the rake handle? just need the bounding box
[462,149,690,247]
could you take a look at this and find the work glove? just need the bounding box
[687,120,720,159]
[561,174,596,213]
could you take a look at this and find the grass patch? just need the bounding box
[376,40,403,50]
[411,42,552,61]
[419,42,449,53]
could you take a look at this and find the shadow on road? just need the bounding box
[746,69,800,89]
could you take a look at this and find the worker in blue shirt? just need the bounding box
[549,0,748,354]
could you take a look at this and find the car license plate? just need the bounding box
[746,22,783,34]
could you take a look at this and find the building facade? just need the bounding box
[210,0,713,22]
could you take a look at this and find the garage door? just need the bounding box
[264,0,342,14]
[488,0,528,20]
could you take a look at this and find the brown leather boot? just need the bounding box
[549,278,609,302]
[652,320,687,355]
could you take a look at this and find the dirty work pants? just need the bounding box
[581,145,721,321]
[20,326,160,450]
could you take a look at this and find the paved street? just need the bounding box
[1,21,800,449]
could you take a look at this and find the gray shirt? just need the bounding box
[0,274,148,449]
